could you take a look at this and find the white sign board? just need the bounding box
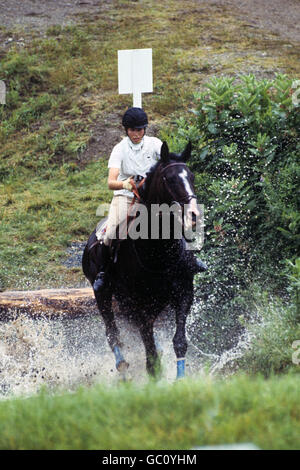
[118,48,153,108]
[0,80,5,105]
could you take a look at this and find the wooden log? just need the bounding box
[0,287,99,320]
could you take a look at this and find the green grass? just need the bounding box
[0,160,110,289]
[1,0,299,290]
[236,290,300,376]
[0,2,299,449]
[0,373,299,450]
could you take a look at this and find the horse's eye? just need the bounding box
[166,175,177,184]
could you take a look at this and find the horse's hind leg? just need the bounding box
[94,290,129,373]
[139,318,161,378]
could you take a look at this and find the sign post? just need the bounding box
[118,48,153,108]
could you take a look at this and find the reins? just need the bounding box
[159,162,197,205]
[123,177,145,239]
[123,163,193,273]
[91,162,196,265]
[130,177,145,203]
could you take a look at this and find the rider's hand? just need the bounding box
[122,177,134,191]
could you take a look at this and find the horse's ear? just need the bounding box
[160,141,170,163]
[181,141,192,162]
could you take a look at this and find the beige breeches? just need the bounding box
[96,195,134,246]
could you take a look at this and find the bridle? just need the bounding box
[127,161,196,273]
[89,161,197,253]
[129,162,196,205]
[159,162,197,205]
[124,161,198,241]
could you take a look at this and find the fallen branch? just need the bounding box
[0,288,97,320]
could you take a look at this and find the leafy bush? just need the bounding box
[237,287,300,376]
[283,257,300,321]
[173,74,299,260]
[165,74,300,355]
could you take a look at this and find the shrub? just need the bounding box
[166,74,300,354]
[0,51,49,103]
[237,288,300,376]
[174,74,299,261]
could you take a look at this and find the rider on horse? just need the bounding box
[93,107,207,293]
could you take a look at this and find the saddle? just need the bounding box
[90,177,146,261]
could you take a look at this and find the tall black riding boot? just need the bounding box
[193,257,208,273]
[93,243,111,293]
[185,250,208,274]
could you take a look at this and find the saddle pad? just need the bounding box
[95,219,107,241]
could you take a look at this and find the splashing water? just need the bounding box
[0,313,116,398]
[0,295,250,399]
[0,306,210,399]
[209,329,253,376]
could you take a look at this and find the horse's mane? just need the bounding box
[141,161,163,204]
[140,159,177,205]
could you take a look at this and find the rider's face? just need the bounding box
[127,127,145,144]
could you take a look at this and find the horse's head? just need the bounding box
[159,141,200,234]
[139,141,200,239]
[139,142,200,237]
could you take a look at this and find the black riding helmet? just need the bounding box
[122,107,148,130]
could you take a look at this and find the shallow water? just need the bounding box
[0,293,251,399]
[0,307,211,399]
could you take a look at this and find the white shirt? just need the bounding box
[108,135,163,197]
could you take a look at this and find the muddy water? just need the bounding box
[0,307,211,398]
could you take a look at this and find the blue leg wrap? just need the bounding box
[176,359,185,379]
[113,345,125,370]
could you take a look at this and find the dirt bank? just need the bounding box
[1,0,299,41]
[0,0,113,30]
[1,0,299,175]
[202,0,300,42]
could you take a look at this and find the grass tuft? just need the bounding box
[0,374,299,450]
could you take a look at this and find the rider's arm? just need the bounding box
[107,168,133,191]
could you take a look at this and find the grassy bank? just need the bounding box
[0,159,110,290]
[0,373,299,450]
[1,1,299,450]
[1,0,300,290]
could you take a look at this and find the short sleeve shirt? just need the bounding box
[108,135,163,197]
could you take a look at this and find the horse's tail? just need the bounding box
[81,229,101,285]
[81,243,91,281]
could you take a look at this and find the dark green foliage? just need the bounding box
[166,74,300,354]
[180,74,299,259]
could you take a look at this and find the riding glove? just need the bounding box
[122,177,134,191]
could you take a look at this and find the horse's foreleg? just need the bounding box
[173,319,187,379]
[172,297,192,379]
[94,291,129,372]
[139,320,161,378]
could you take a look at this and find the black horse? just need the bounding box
[82,142,200,379]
